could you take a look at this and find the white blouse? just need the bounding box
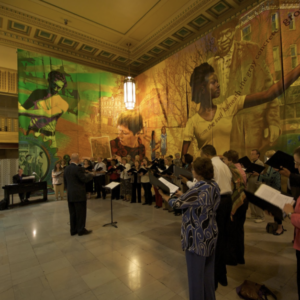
[120,163,131,180]
[140,167,150,183]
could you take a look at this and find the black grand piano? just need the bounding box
[2,179,48,209]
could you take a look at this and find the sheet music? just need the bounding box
[255,184,295,210]
[22,176,35,180]
[104,182,120,189]
[158,177,179,195]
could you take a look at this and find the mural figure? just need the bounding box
[24,154,33,175]
[19,70,69,148]
[36,151,44,179]
[160,126,167,158]
[208,19,280,156]
[181,62,300,156]
[63,154,71,165]
[110,111,145,160]
[150,130,160,161]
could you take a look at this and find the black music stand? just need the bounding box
[103,182,119,228]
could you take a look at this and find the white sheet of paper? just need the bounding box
[22,176,35,180]
[158,177,179,195]
[255,184,295,210]
[104,182,120,189]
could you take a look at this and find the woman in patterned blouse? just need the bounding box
[159,157,220,300]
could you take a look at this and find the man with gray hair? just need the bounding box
[64,153,94,236]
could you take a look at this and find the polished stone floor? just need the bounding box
[0,194,297,300]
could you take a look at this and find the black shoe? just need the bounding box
[25,199,29,202]
[78,229,92,236]
[95,196,101,199]
[71,232,78,236]
[142,203,148,205]
[116,198,120,200]
[103,197,106,200]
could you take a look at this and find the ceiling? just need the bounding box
[0,0,258,76]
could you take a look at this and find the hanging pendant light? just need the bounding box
[124,43,136,110]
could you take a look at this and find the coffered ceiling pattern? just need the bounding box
[0,0,261,76]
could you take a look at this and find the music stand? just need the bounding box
[103,182,119,228]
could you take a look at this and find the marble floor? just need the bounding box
[0,194,297,300]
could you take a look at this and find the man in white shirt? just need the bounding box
[201,145,232,290]
[94,157,107,199]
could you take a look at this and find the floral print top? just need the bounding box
[110,137,145,160]
[169,180,220,257]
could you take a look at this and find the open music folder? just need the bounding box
[255,184,295,210]
[174,166,193,181]
[104,182,120,189]
[245,184,295,220]
[266,150,297,173]
[149,173,179,196]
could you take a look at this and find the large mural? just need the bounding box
[18,0,300,185]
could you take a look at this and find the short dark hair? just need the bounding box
[251,149,260,157]
[142,157,151,166]
[294,146,300,157]
[193,157,214,180]
[201,145,217,156]
[223,150,239,163]
[168,155,173,159]
[190,63,215,104]
[48,70,67,83]
[184,153,193,164]
[117,111,143,135]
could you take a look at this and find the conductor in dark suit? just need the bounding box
[64,153,94,236]
[13,168,31,203]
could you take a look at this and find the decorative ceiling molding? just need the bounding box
[0,0,272,76]
[0,31,135,76]
[0,5,128,53]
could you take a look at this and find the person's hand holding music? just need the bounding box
[279,167,291,178]
[180,175,188,184]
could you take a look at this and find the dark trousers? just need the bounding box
[226,199,248,265]
[94,176,106,198]
[186,250,216,300]
[297,250,300,300]
[215,194,232,288]
[154,187,163,207]
[19,192,30,201]
[274,216,282,225]
[68,201,87,235]
[111,178,120,200]
[142,182,152,204]
[131,182,141,203]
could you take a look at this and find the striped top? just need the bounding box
[169,180,220,257]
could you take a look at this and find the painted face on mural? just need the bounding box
[117,125,138,148]
[217,28,235,55]
[202,73,220,101]
[50,79,65,95]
